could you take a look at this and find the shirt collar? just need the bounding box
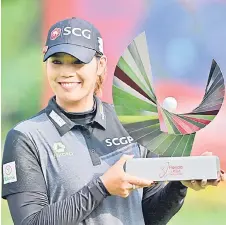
[93,96,107,130]
[45,96,106,136]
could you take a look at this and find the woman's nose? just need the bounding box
[60,66,78,77]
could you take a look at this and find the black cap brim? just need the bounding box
[43,44,96,63]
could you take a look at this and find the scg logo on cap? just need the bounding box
[63,27,91,39]
[50,27,91,40]
[50,28,61,40]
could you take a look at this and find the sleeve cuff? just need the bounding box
[88,177,110,202]
[97,177,111,196]
[166,181,188,198]
[170,181,188,189]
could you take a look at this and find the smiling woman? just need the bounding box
[45,52,106,112]
[2,17,206,225]
[41,17,107,113]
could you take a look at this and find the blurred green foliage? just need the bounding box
[169,186,226,225]
[2,0,42,224]
[1,0,42,142]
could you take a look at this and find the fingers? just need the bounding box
[116,154,134,167]
[127,183,144,190]
[120,190,130,198]
[117,154,154,187]
[190,180,206,190]
[127,183,136,191]
[210,180,220,186]
[201,151,213,156]
[190,180,198,189]
[220,170,225,181]
[119,183,143,198]
[126,174,154,187]
[201,179,207,188]
[207,170,225,186]
[183,169,225,191]
[210,170,225,186]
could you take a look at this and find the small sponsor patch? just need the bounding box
[50,28,61,40]
[53,142,74,157]
[97,37,104,53]
[3,161,17,184]
[53,142,66,153]
[43,46,48,54]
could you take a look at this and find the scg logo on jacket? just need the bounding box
[105,136,134,147]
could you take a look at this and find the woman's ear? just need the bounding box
[97,55,107,76]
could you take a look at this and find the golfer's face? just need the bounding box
[46,53,98,103]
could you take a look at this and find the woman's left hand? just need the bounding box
[181,152,225,191]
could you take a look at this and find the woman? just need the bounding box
[2,17,224,225]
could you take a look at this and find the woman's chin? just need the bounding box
[57,92,88,103]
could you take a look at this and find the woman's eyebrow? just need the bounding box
[51,53,62,58]
[51,53,80,62]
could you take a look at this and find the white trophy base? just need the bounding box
[125,156,220,181]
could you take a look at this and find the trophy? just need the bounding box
[113,32,225,181]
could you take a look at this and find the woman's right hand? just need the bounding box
[100,155,154,198]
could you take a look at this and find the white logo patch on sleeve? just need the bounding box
[3,161,17,184]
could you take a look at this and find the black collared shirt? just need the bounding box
[52,96,97,125]
[2,96,187,225]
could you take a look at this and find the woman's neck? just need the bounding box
[56,95,95,113]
